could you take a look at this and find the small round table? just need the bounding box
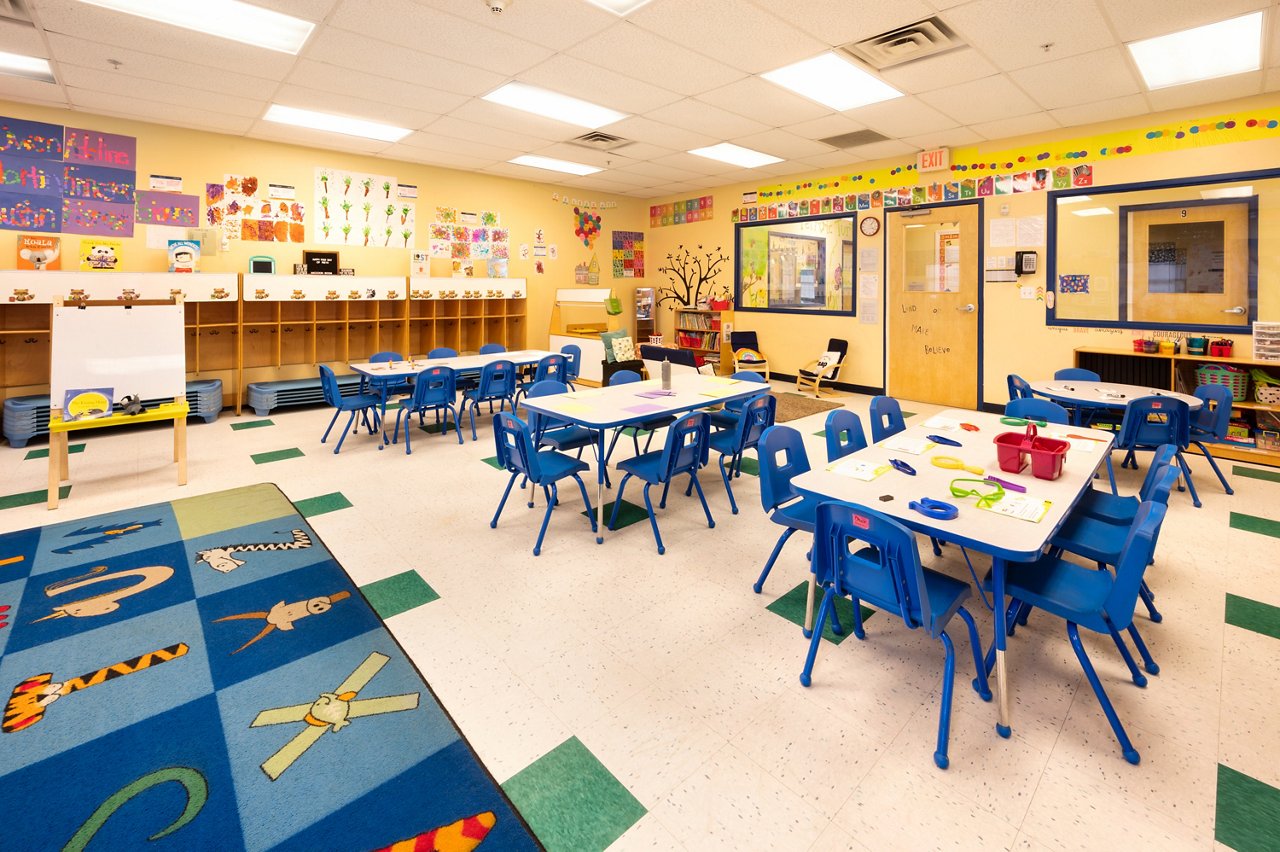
[1030,380,1201,427]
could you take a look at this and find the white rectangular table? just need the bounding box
[792,409,1115,739]
[520,373,765,542]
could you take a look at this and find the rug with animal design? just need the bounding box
[0,483,539,851]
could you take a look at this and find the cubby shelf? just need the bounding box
[674,306,733,375]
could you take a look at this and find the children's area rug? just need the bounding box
[0,483,539,852]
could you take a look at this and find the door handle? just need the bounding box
[956,304,975,313]
[1221,306,1246,315]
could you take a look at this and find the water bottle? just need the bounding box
[661,356,671,390]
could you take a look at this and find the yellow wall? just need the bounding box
[0,98,648,351]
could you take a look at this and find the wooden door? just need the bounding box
[887,203,980,409]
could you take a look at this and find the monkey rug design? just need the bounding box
[0,483,537,851]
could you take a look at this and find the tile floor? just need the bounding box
[1,384,1278,851]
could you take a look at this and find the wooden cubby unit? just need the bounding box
[407,277,527,356]
[674,306,734,376]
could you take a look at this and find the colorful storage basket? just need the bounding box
[1252,368,1280,405]
[1195,363,1249,401]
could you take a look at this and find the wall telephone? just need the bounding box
[1015,251,1037,276]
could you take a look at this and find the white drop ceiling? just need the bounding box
[2,0,1278,197]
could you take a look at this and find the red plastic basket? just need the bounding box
[993,425,1069,481]
[994,431,1029,473]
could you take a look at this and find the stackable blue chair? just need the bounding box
[318,364,381,454]
[460,358,516,441]
[523,379,608,487]
[604,369,675,459]
[361,351,413,399]
[516,353,568,407]
[1115,396,1200,507]
[993,502,1167,764]
[1007,374,1034,400]
[824,409,867,463]
[490,412,596,556]
[869,395,906,443]
[708,371,769,430]
[1188,384,1235,495]
[1005,397,1070,425]
[609,411,714,555]
[753,425,821,596]
[428,347,458,358]
[1055,367,1100,381]
[1077,444,1177,524]
[393,365,462,451]
[800,502,991,770]
[707,393,775,514]
[479,343,506,354]
[559,343,582,390]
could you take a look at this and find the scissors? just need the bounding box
[932,456,985,475]
[889,458,916,475]
[926,434,962,447]
[909,497,958,520]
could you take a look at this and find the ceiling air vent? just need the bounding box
[568,131,632,153]
[0,0,33,24]
[839,16,963,70]
[819,130,889,150]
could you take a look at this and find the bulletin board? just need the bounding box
[51,302,186,408]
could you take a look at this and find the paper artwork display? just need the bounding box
[429,204,507,273]
[573,206,601,248]
[611,230,644,278]
[135,190,199,227]
[1058,274,1090,294]
[209,175,305,244]
[17,234,60,270]
[78,237,123,271]
[316,167,412,248]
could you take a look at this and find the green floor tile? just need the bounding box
[1232,465,1280,484]
[251,447,304,464]
[1216,764,1280,851]
[360,570,439,619]
[0,486,70,510]
[229,419,274,431]
[736,456,759,477]
[24,443,84,460]
[481,456,503,469]
[1225,593,1280,641]
[902,410,917,418]
[1230,512,1280,540]
[766,581,876,646]
[585,499,648,530]
[295,492,351,517]
[503,737,645,852]
[813,429,828,438]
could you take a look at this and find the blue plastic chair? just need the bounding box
[393,366,462,451]
[479,343,506,354]
[708,371,769,430]
[1115,396,1200,507]
[604,369,675,459]
[361,350,413,399]
[523,379,608,488]
[318,364,381,454]
[869,396,906,443]
[824,409,867,463]
[461,359,516,441]
[752,425,822,596]
[1054,368,1100,381]
[1078,444,1177,525]
[800,502,991,770]
[1004,398,1069,425]
[559,343,582,390]
[707,393,775,514]
[995,502,1168,764]
[609,411,714,555]
[428,347,458,358]
[1007,374,1034,400]
[1188,384,1235,496]
[490,412,596,555]
[516,354,568,407]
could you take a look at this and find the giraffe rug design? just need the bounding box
[0,483,538,851]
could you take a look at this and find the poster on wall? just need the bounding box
[135,190,199,227]
[17,234,60,269]
[315,167,413,248]
[207,175,304,243]
[611,230,644,278]
[427,205,507,269]
[79,237,123,271]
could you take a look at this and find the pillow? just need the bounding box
[600,329,629,363]
[612,336,636,362]
[815,350,841,377]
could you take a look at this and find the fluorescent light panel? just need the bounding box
[74,0,314,54]
[264,104,410,143]
[509,155,601,176]
[483,82,627,129]
[1072,207,1113,217]
[1056,195,1092,205]
[1200,186,1253,199]
[0,50,55,84]
[688,143,782,169]
[762,52,902,111]
[1127,12,1262,90]
[584,0,654,14]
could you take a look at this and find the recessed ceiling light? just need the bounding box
[1127,12,1262,90]
[0,50,55,84]
[1200,186,1253,199]
[509,155,602,176]
[264,105,411,143]
[1056,195,1092,205]
[1071,207,1113,217]
[762,52,902,111]
[584,0,654,14]
[75,0,315,54]
[483,82,627,129]
[688,143,782,169]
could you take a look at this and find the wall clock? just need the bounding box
[859,216,880,237]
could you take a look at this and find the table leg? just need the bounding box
[47,431,61,510]
[804,574,816,635]
[992,556,1011,738]
[58,431,69,480]
[176,415,188,486]
[595,430,605,544]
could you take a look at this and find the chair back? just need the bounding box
[428,347,458,359]
[812,502,934,633]
[410,365,456,409]
[640,344,702,378]
[869,396,906,443]
[825,409,867,462]
[476,359,517,399]
[609,369,643,386]
[532,353,568,383]
[659,412,710,479]
[1117,396,1190,451]
[727,393,775,455]
[1191,384,1233,438]
[730,330,760,352]
[524,379,569,437]
[758,425,811,513]
[479,343,506,354]
[730,370,767,384]
[1005,397,1070,425]
[493,412,542,480]
[1104,502,1167,629]
[1055,367,1100,381]
[370,351,403,364]
[560,344,582,380]
[1007,374,1034,400]
[1138,444,1178,499]
[814,338,848,379]
[318,364,341,407]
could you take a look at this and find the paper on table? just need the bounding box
[635,389,676,399]
[624,403,664,414]
[553,401,592,414]
[573,388,604,398]
[923,415,963,431]
[979,493,1051,523]
[880,434,937,455]
[700,387,742,398]
[828,458,889,481]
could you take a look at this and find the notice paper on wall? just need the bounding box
[989,218,1015,247]
[1016,215,1045,246]
[859,248,878,271]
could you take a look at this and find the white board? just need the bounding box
[51,303,186,408]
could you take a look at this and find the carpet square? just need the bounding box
[587,499,648,530]
[1230,512,1280,540]
[360,571,439,620]
[31,504,181,577]
[1216,763,1280,851]
[503,736,645,852]
[481,456,503,470]
[1232,465,1280,484]
[25,443,85,460]
[1225,593,1280,641]
[295,492,352,518]
[173,483,296,540]
[0,486,70,511]
[767,581,876,646]
[737,456,760,477]
[230,419,275,431]
[250,448,304,465]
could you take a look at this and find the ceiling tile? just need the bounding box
[529,142,640,169]
[302,28,504,96]
[284,59,469,115]
[1144,71,1263,112]
[599,115,720,152]
[648,181,702,195]
[629,0,826,74]
[0,18,49,56]
[416,114,562,151]
[560,174,642,193]
[783,113,865,140]
[245,120,391,155]
[697,77,831,125]
[748,0,938,47]
[66,88,255,134]
[410,0,618,51]
[0,76,66,106]
[1097,0,1268,42]
[58,64,267,118]
[272,84,438,129]
[605,141,679,162]
[967,111,1060,141]
[240,0,340,20]
[645,98,771,139]
[901,126,986,149]
[844,97,957,137]
[731,128,834,159]
[942,0,1117,71]
[611,160,703,182]
[439,102,585,144]
[326,0,552,76]
[917,74,1041,124]
[649,151,739,176]
[879,48,1000,94]
[379,142,501,170]
[391,131,521,162]
[517,54,682,115]
[795,150,867,169]
[1048,93,1150,128]
[483,161,575,183]
[1011,47,1140,110]
[565,22,746,97]
[842,139,919,161]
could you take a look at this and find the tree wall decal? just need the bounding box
[655,244,730,310]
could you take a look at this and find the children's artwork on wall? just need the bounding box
[316,168,412,248]
[1058,274,1089,294]
[135,191,199,227]
[1072,165,1093,186]
[0,190,61,232]
[428,239,450,258]
[573,206,601,248]
[17,234,60,269]
[63,126,136,170]
[216,174,304,244]
[63,198,134,237]
[79,237,123,271]
[1053,167,1071,189]
[649,195,713,227]
[487,258,508,277]
[535,260,544,274]
[611,230,644,278]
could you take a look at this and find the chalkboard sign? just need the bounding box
[304,250,338,275]
[51,302,185,408]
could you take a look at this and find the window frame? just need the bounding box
[733,210,857,317]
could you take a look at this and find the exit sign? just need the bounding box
[916,147,950,172]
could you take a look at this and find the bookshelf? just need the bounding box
[675,306,733,375]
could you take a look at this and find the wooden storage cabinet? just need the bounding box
[407,277,526,356]
[674,306,733,375]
